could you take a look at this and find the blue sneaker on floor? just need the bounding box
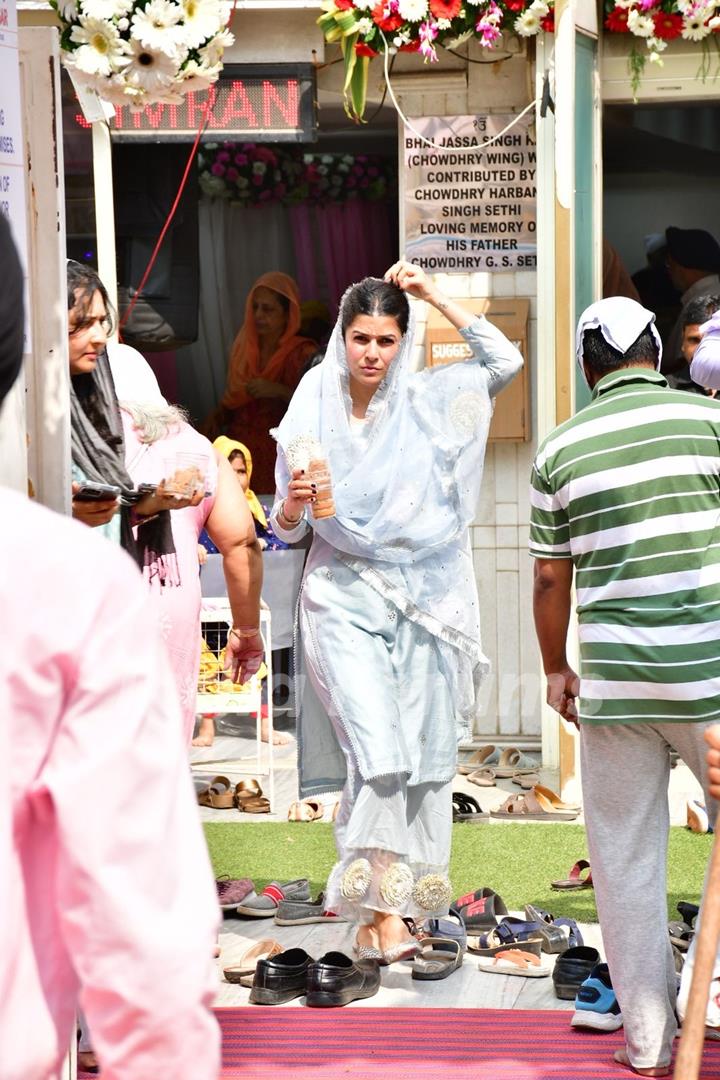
[571,962,623,1032]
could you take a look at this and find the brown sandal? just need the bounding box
[197,776,235,809]
[235,779,270,814]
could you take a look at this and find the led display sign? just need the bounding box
[71,64,316,142]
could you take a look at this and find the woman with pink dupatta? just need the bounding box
[210,272,317,493]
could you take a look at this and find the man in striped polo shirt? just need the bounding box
[530,297,718,1077]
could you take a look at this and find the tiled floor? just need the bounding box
[192,713,705,1011]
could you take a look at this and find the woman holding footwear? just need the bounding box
[270,261,522,962]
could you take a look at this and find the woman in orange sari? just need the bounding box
[214,273,317,493]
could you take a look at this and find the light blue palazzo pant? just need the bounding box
[301,555,456,924]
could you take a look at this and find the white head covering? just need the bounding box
[689,310,720,391]
[576,297,662,387]
[107,341,167,404]
[274,281,496,727]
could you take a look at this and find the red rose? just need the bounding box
[604,6,630,31]
[335,0,356,9]
[371,2,404,30]
[652,10,682,37]
[505,0,525,11]
[355,40,379,55]
[540,9,554,30]
[429,0,462,17]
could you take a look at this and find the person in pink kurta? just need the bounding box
[122,406,219,742]
[0,214,226,1080]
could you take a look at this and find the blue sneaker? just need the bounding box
[571,962,623,1032]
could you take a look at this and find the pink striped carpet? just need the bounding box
[79,1007,720,1079]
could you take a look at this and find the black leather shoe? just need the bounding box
[553,946,601,1000]
[249,948,314,1005]
[305,951,381,1007]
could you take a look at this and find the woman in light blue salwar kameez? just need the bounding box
[270,261,523,964]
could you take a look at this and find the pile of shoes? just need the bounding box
[457,744,540,786]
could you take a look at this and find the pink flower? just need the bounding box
[418,18,439,61]
[225,167,239,182]
[211,162,226,176]
[234,153,248,165]
[258,189,272,200]
[252,174,264,186]
[217,151,230,163]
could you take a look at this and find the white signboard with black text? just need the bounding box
[0,0,30,348]
[403,113,537,274]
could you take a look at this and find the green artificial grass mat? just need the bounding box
[204,822,712,921]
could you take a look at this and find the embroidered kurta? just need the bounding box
[272,315,523,796]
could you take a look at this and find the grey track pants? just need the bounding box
[580,720,715,1069]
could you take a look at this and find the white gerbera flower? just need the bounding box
[627,9,654,35]
[399,0,429,19]
[131,0,184,51]
[514,9,541,34]
[681,12,711,36]
[78,0,133,19]
[178,0,224,48]
[120,37,180,93]
[174,57,218,92]
[528,0,549,15]
[197,26,232,66]
[58,0,79,21]
[70,17,128,75]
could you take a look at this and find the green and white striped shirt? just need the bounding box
[529,367,720,725]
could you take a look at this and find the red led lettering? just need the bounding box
[74,111,91,130]
[262,79,298,128]
[143,102,166,128]
[213,80,258,129]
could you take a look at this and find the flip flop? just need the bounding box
[468,768,496,788]
[478,948,550,977]
[457,745,499,775]
[223,939,283,984]
[288,799,324,822]
[492,747,540,779]
[197,775,235,809]
[452,792,489,822]
[490,789,578,821]
[412,938,464,981]
[551,859,593,890]
[454,888,509,931]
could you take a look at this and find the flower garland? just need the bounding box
[603,0,720,93]
[198,142,395,205]
[51,0,234,108]
[319,0,553,119]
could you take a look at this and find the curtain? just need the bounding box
[175,197,398,424]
